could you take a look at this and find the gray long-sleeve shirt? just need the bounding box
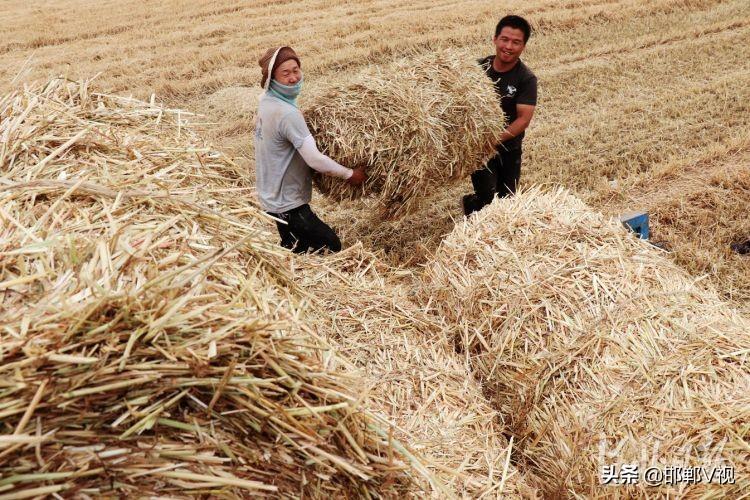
[254,94,312,213]
[254,94,351,213]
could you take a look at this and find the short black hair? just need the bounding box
[495,15,531,43]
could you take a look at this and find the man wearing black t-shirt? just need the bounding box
[463,15,538,215]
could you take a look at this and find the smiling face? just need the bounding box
[493,26,526,66]
[273,59,302,85]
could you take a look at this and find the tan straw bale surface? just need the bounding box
[421,188,750,498]
[317,180,468,267]
[304,49,504,218]
[292,245,540,499]
[0,78,421,497]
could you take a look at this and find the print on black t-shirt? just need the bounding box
[478,55,538,151]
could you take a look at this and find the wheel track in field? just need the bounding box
[0,0,723,64]
[529,19,750,186]
[527,67,750,191]
[209,10,744,100]
[543,17,750,75]
[530,0,728,31]
[0,0,441,55]
[310,0,735,78]
[537,22,750,112]
[0,0,731,105]
[0,24,136,56]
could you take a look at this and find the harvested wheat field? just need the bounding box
[2,0,750,498]
[314,0,750,309]
[595,147,750,311]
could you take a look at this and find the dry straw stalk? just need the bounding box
[292,245,540,499]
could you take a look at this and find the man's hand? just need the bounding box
[347,168,366,186]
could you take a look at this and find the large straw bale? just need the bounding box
[304,49,505,218]
[293,246,540,499]
[421,188,750,498]
[0,78,419,497]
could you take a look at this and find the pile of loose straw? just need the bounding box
[304,49,505,218]
[421,188,750,497]
[0,79,419,497]
[292,245,539,499]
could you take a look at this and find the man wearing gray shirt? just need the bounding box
[255,46,365,253]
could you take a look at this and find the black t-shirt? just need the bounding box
[479,55,537,150]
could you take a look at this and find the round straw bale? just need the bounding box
[0,78,420,497]
[303,49,505,219]
[421,188,750,497]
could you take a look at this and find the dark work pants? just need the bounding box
[467,147,522,214]
[267,204,342,254]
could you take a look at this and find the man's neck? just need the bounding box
[492,55,519,73]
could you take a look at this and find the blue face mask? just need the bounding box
[269,77,304,107]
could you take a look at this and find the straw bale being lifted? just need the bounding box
[304,49,505,218]
[0,79,422,497]
[292,246,539,499]
[421,188,750,498]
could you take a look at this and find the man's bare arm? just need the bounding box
[499,104,535,143]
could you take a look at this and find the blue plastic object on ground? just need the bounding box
[620,211,649,240]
